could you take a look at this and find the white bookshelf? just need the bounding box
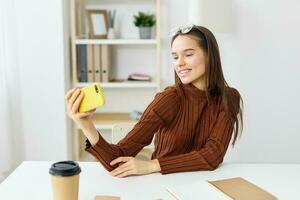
[70,0,161,160]
[95,124,113,130]
[75,39,158,45]
[76,81,157,88]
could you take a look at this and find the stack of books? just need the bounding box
[127,73,151,81]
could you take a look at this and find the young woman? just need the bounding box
[65,24,243,178]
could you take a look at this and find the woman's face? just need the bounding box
[171,35,207,89]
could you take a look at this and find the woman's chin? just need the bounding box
[179,78,192,84]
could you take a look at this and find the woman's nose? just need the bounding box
[176,57,185,67]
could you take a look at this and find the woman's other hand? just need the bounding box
[110,157,161,178]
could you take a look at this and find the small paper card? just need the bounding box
[94,195,120,200]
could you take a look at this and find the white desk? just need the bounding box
[0,161,299,200]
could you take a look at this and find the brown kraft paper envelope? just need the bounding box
[94,195,120,200]
[208,177,277,200]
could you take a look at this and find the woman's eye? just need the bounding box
[186,54,193,57]
[173,57,178,60]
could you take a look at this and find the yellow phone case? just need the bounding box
[79,83,105,113]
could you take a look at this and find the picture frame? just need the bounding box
[86,9,109,39]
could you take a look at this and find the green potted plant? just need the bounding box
[133,11,156,39]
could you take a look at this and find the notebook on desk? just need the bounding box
[165,180,232,200]
[209,177,277,200]
[166,177,277,200]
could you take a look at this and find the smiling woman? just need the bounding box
[171,25,243,146]
[65,24,243,178]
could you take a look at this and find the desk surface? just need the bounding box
[0,161,300,200]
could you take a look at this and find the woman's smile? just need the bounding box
[178,68,192,77]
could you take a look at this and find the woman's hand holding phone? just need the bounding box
[65,84,105,146]
[65,88,96,131]
[65,87,100,145]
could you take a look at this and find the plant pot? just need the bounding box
[139,27,152,39]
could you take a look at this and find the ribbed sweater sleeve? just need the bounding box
[85,86,180,171]
[158,110,234,174]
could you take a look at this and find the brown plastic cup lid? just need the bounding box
[49,161,81,177]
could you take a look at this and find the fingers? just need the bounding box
[64,88,76,102]
[110,157,132,166]
[110,157,135,178]
[71,91,84,114]
[116,170,134,178]
[67,89,81,114]
[110,164,132,177]
[77,109,96,118]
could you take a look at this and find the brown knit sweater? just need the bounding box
[85,83,240,174]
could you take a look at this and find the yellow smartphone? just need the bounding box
[79,83,105,113]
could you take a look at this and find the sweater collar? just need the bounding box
[183,83,207,98]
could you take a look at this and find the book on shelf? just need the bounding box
[76,44,87,82]
[101,45,111,82]
[93,45,102,82]
[87,44,94,82]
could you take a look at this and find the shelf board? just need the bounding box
[76,81,157,88]
[75,39,158,45]
[92,113,138,129]
[95,124,115,130]
[75,113,137,130]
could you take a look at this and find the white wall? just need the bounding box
[0,0,26,182]
[13,0,71,161]
[223,0,300,163]
[160,0,300,163]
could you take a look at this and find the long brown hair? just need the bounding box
[171,25,243,146]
